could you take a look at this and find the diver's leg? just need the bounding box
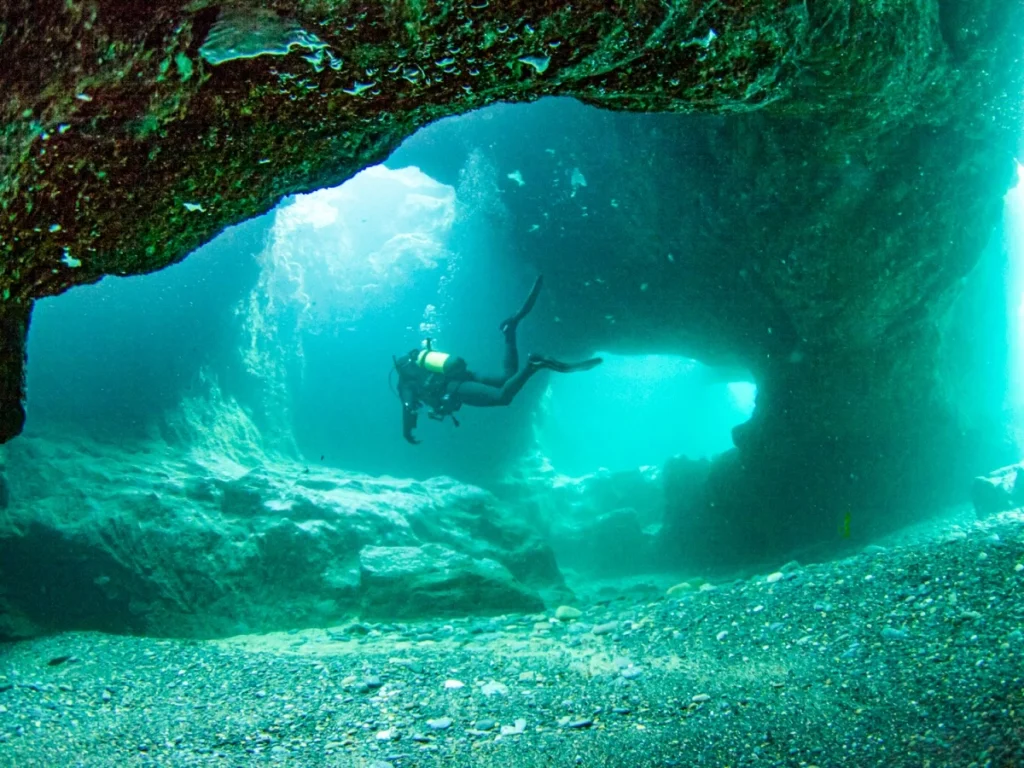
[482,275,542,384]
[499,275,544,334]
[466,324,522,388]
[454,365,540,407]
[458,353,604,408]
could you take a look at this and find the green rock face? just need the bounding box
[1,1,1023,561]
[0,435,561,639]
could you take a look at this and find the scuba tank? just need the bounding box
[415,338,468,377]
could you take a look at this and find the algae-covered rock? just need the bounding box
[971,463,1024,518]
[358,544,543,618]
[0,435,562,639]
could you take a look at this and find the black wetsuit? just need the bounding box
[395,276,601,444]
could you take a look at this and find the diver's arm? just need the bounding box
[398,380,421,445]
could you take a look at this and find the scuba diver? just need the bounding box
[393,276,602,444]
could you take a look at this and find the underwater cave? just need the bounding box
[1,1,1024,765]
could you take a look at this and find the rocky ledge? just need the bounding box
[0,436,564,640]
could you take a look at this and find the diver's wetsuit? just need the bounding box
[394,276,601,444]
[444,321,536,407]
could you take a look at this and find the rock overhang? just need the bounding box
[1,1,1023,554]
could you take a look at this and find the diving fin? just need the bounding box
[500,275,544,333]
[530,354,603,373]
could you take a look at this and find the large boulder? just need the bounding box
[0,436,562,639]
[358,544,542,618]
[500,452,665,576]
[971,462,1024,519]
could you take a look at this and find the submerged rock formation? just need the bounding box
[500,453,666,577]
[0,436,562,639]
[2,1,1023,564]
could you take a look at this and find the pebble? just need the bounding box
[443,679,464,690]
[766,572,784,584]
[555,606,582,621]
[481,680,509,697]
[592,621,618,636]
[426,717,452,731]
[863,545,887,555]
[500,719,526,736]
[692,694,711,703]
[1014,563,1023,573]
[666,582,694,597]
[881,627,908,641]
[620,666,643,680]
[475,719,496,731]
[568,719,593,729]
[363,675,383,690]
[716,631,729,641]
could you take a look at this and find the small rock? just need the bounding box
[716,631,729,641]
[555,606,582,621]
[568,719,593,729]
[363,675,383,690]
[101,689,112,702]
[475,719,497,731]
[1014,563,1023,573]
[593,621,618,636]
[443,679,465,690]
[765,572,784,584]
[518,671,536,682]
[481,680,509,697]
[881,627,908,641]
[863,545,887,555]
[375,729,395,741]
[666,582,694,597]
[500,719,527,736]
[620,666,643,680]
[692,694,711,703]
[426,717,452,731]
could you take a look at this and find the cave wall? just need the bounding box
[2,0,1024,564]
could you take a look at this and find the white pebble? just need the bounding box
[444,679,465,689]
[716,631,729,641]
[765,572,783,584]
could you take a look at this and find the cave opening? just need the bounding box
[23,97,758,490]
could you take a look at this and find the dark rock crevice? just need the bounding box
[0,302,31,443]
